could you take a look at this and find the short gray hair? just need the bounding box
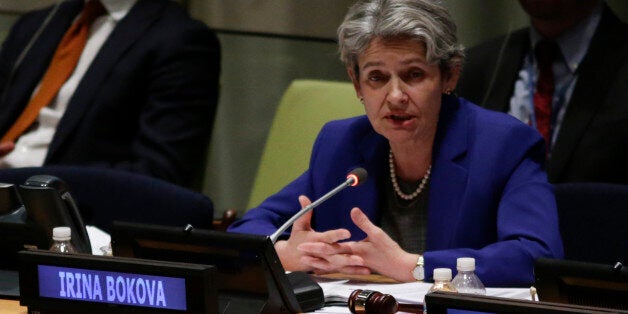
[338,0,465,75]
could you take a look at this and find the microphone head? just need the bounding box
[346,168,368,187]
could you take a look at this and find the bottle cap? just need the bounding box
[456,257,476,271]
[52,226,71,241]
[433,268,452,281]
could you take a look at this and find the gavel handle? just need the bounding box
[398,303,423,313]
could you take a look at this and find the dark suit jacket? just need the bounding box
[229,96,563,287]
[0,0,221,188]
[456,5,628,184]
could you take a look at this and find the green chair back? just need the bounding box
[246,79,363,209]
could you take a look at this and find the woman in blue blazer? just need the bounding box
[229,0,563,287]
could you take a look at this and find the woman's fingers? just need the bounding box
[291,195,313,232]
[291,207,313,232]
[298,195,312,208]
[298,236,351,255]
[350,207,385,240]
[300,252,366,272]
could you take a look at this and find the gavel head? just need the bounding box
[348,289,398,314]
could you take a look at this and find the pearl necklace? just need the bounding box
[389,149,431,201]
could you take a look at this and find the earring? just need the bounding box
[359,97,364,104]
[444,89,452,95]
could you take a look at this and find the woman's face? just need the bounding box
[349,38,459,145]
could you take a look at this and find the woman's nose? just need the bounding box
[386,79,408,106]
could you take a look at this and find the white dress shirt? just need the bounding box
[508,3,602,154]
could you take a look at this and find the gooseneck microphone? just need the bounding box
[269,168,368,244]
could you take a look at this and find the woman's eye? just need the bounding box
[410,71,424,79]
[365,70,387,83]
[368,74,383,81]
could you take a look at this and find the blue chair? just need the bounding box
[554,182,628,265]
[0,166,226,232]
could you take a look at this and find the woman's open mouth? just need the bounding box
[388,114,413,121]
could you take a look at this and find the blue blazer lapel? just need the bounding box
[337,102,471,244]
[356,126,389,225]
[427,95,469,250]
[320,118,388,239]
[47,0,165,159]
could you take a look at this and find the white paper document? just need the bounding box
[310,275,532,313]
[86,225,111,255]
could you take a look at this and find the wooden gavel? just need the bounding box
[348,289,424,314]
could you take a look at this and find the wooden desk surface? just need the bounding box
[0,299,27,314]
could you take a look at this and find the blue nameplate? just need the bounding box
[18,250,216,313]
[38,265,187,310]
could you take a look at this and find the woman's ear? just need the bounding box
[442,65,461,93]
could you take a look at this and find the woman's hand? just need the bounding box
[343,207,420,282]
[0,141,15,158]
[274,195,366,273]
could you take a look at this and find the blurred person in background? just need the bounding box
[457,0,628,184]
[0,0,221,189]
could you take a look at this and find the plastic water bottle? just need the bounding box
[427,268,457,293]
[452,257,486,295]
[49,226,76,253]
[424,268,457,314]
